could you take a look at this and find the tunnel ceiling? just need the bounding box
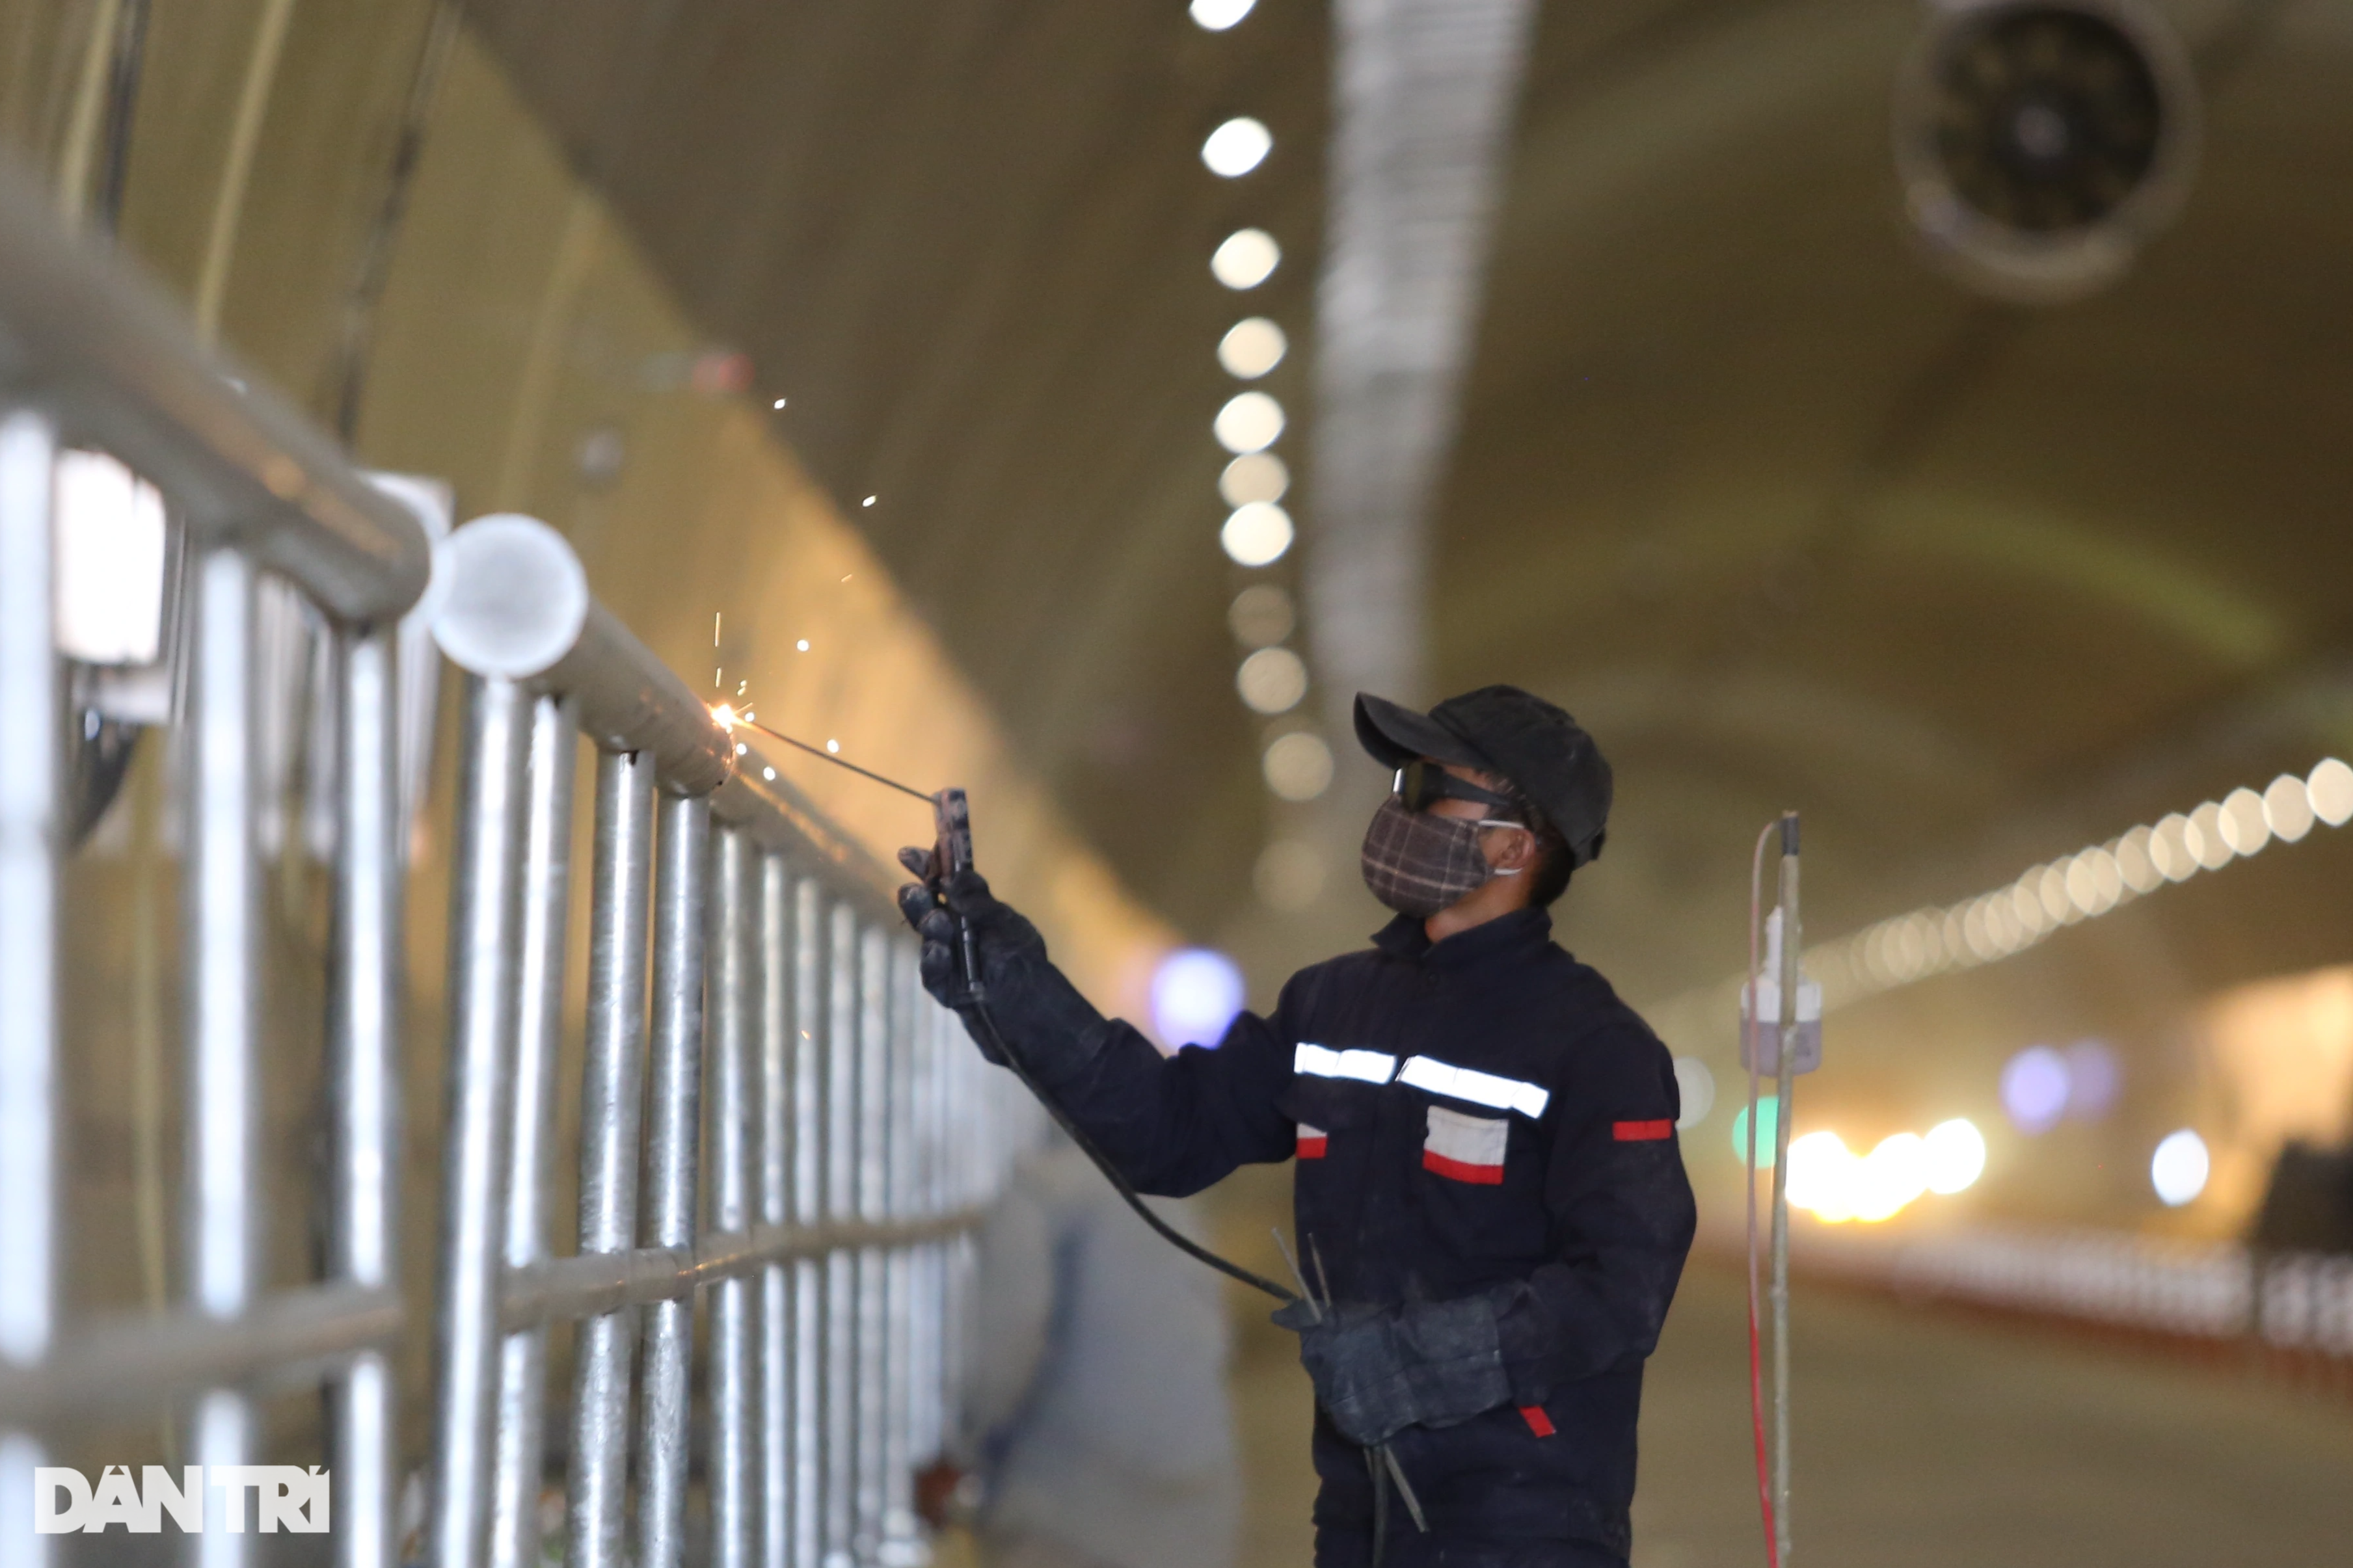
[466,0,2353,1025]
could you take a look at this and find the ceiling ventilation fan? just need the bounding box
[1894,0,2199,303]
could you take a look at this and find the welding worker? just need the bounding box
[898,686,1697,1568]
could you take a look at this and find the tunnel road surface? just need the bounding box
[1627,1259,2353,1568]
[1223,1253,2353,1568]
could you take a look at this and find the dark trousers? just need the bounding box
[1314,1530,1628,1568]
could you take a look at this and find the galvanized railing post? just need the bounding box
[332,625,404,1568]
[759,854,795,1568]
[792,878,827,1568]
[638,791,712,1568]
[188,542,263,1568]
[710,826,763,1568]
[0,411,58,1568]
[822,901,859,1568]
[566,748,658,1568]
[490,696,576,1568]
[429,674,534,1568]
[881,939,919,1559]
[854,925,892,1563]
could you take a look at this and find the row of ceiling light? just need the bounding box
[1190,0,1335,817]
[1810,758,2353,1009]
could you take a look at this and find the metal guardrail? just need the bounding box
[1797,1224,2353,1368]
[0,158,1032,1568]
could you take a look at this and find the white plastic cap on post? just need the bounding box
[429,513,591,679]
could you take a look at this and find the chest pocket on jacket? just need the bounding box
[1421,1105,1509,1185]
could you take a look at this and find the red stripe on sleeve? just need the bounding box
[1612,1119,1674,1142]
[1518,1405,1555,1438]
[1297,1136,1328,1160]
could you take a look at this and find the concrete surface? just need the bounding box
[1222,1253,2353,1568]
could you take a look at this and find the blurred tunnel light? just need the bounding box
[2114,826,2162,892]
[1220,451,1288,506]
[2151,1129,2210,1207]
[1227,583,1295,648]
[1673,1057,1715,1128]
[1853,1133,1930,1223]
[1263,732,1332,801]
[2220,786,2270,856]
[1220,501,1294,566]
[1679,751,2353,1035]
[1189,0,1258,31]
[1211,228,1281,289]
[2001,1046,2069,1134]
[2263,774,2315,842]
[1730,1095,1779,1169]
[2188,801,2233,870]
[1922,1118,1987,1194]
[1785,1130,1855,1219]
[2306,758,2353,826]
[1218,317,1287,379]
[1201,117,1272,178]
[2062,1039,2120,1121]
[1214,390,1285,454]
[1151,948,1245,1048]
[1235,646,1308,713]
[1788,1121,1983,1222]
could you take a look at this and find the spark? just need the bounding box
[710,702,738,730]
[714,612,721,646]
[736,678,747,695]
[796,639,810,652]
[826,738,840,753]
[861,496,876,508]
[773,397,788,409]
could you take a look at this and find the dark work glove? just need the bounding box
[896,858,1108,1083]
[1272,1295,1510,1448]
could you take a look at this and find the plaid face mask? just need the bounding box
[1358,796,1523,919]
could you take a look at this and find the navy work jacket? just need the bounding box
[1038,906,1697,1559]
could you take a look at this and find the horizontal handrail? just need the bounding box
[0,1200,990,1429]
[499,1210,985,1332]
[429,513,910,901]
[0,157,430,624]
[0,1284,401,1431]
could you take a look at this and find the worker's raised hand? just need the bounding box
[895,859,1109,1080]
[1273,1295,1510,1448]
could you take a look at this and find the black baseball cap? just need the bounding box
[1354,686,1613,865]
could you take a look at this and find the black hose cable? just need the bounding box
[961,933,1413,1567]
[966,1000,1300,1306]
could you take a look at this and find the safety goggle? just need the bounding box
[1393,759,1516,814]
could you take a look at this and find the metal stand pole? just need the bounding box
[1768,816,1801,1567]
